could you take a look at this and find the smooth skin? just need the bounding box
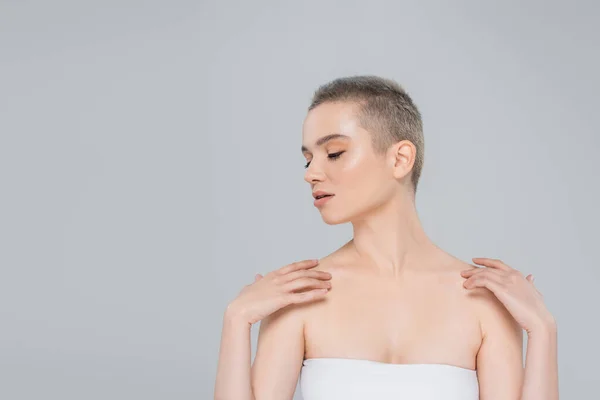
[214,259,332,400]
[462,257,558,400]
[214,101,558,400]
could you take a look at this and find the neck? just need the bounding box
[347,192,441,278]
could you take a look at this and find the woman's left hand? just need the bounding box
[461,257,556,334]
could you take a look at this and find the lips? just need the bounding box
[313,190,334,199]
[313,193,334,208]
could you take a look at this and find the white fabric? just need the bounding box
[300,357,479,400]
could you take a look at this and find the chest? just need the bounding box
[303,275,481,366]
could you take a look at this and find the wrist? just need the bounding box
[224,303,252,327]
[528,316,557,338]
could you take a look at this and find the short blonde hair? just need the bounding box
[308,75,424,194]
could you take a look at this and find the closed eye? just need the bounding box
[304,151,345,169]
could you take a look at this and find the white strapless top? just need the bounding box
[300,357,479,400]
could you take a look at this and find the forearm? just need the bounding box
[214,308,255,400]
[521,322,558,400]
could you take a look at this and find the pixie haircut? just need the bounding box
[308,75,424,194]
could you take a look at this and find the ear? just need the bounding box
[391,140,416,180]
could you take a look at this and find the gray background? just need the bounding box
[1,0,598,399]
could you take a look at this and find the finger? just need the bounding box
[283,277,331,293]
[472,257,512,272]
[463,270,505,291]
[281,268,332,283]
[461,267,506,279]
[287,288,329,304]
[277,259,320,275]
[460,267,480,277]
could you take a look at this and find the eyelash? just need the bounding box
[304,151,344,169]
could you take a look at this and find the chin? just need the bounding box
[320,201,376,225]
[320,211,352,225]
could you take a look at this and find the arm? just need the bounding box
[251,304,306,400]
[214,307,256,400]
[521,320,558,400]
[476,290,525,400]
[214,259,330,400]
[214,303,306,400]
[461,258,559,400]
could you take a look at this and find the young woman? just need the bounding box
[214,76,558,400]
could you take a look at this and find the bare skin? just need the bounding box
[214,100,558,400]
[302,242,484,371]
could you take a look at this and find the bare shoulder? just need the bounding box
[252,255,337,399]
[257,253,340,327]
[453,260,525,397]
[314,251,346,272]
[455,260,522,339]
[427,255,522,367]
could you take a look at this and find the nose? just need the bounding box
[303,159,326,185]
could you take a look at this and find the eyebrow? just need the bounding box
[301,133,350,153]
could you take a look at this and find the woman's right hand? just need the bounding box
[226,259,332,325]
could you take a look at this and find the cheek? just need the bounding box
[338,154,387,201]
[336,152,367,185]
[340,150,363,171]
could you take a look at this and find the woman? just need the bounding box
[214,76,558,400]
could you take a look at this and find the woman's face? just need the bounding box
[301,101,398,225]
